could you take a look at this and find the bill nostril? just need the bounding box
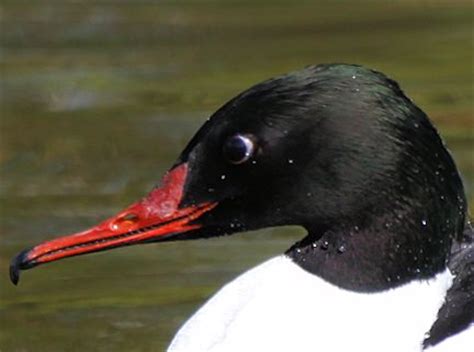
[123,213,139,222]
[111,213,140,231]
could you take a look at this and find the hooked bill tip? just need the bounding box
[9,249,33,286]
[10,263,20,285]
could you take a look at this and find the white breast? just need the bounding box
[168,255,453,352]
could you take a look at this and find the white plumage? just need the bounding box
[169,255,456,352]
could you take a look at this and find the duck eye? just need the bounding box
[223,134,255,164]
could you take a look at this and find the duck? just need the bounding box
[10,64,473,352]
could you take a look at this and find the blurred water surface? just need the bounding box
[1,1,473,351]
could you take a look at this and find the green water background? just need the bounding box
[1,1,473,351]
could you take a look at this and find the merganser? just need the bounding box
[10,64,473,351]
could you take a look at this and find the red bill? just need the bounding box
[10,163,217,285]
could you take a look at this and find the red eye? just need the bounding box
[223,134,256,164]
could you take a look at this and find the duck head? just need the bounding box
[10,64,467,291]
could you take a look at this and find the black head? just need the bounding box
[174,64,467,290]
[11,64,467,292]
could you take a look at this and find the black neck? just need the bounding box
[286,120,466,292]
[286,208,455,292]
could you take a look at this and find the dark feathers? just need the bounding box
[424,222,474,347]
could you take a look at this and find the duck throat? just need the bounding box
[286,215,453,293]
